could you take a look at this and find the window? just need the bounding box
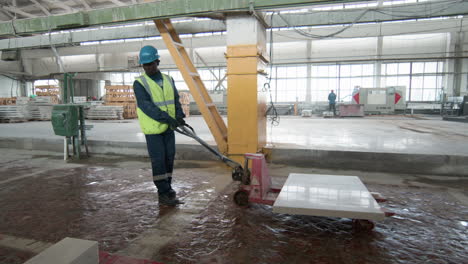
[165,68,226,92]
[309,63,374,102]
[339,64,374,101]
[110,73,123,85]
[311,65,338,102]
[382,61,444,102]
[124,73,140,85]
[273,65,308,103]
[105,60,443,104]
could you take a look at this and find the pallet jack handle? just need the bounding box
[174,124,245,181]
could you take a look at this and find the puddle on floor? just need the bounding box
[0,165,217,256]
[0,247,34,264]
[156,183,468,264]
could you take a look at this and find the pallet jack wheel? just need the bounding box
[352,219,375,231]
[233,190,249,207]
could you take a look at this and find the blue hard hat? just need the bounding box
[139,45,160,64]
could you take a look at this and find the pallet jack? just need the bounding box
[175,124,394,231]
[175,124,279,206]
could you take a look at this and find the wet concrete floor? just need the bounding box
[0,149,467,264]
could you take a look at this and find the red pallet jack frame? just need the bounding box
[232,153,281,206]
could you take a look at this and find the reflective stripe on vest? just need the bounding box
[139,76,175,108]
[135,73,176,135]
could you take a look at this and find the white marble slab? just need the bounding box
[25,237,98,264]
[273,173,385,221]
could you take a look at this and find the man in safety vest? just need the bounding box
[133,45,186,206]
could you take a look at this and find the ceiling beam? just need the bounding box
[30,0,51,16]
[0,0,378,36]
[2,0,468,38]
[2,5,37,19]
[17,17,463,60]
[41,0,73,12]
[0,10,15,20]
[75,0,92,10]
[3,9,467,51]
[109,0,126,7]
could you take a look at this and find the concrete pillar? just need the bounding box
[226,14,267,163]
[58,79,64,103]
[19,79,27,96]
[459,34,468,96]
[444,32,454,97]
[306,40,312,102]
[453,31,464,96]
[446,30,466,97]
[374,36,383,88]
[460,58,468,96]
[72,79,100,98]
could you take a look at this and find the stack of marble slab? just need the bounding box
[273,174,385,221]
[73,96,87,104]
[27,96,55,120]
[0,105,30,122]
[85,105,123,120]
[15,96,30,105]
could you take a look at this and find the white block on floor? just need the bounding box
[273,173,385,221]
[24,237,98,264]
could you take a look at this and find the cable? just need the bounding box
[372,0,463,18]
[273,22,465,41]
[277,9,371,39]
[274,0,464,40]
[264,12,280,127]
[10,76,14,97]
[49,30,65,73]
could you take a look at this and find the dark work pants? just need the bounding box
[329,103,336,116]
[145,129,175,194]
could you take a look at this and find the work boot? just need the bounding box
[167,176,176,199]
[168,189,177,199]
[158,193,183,206]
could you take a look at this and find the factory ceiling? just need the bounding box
[0,0,467,43]
[0,0,396,38]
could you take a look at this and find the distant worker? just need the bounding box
[133,45,186,206]
[328,90,337,116]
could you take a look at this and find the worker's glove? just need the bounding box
[177,117,186,127]
[167,118,179,129]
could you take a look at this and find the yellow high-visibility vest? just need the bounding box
[135,73,176,135]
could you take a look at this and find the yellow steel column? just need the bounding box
[226,15,268,163]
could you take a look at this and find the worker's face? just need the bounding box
[143,60,159,76]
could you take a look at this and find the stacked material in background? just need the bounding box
[27,96,55,120]
[104,85,136,119]
[85,105,123,120]
[301,109,312,117]
[73,96,87,104]
[88,101,104,106]
[16,97,30,106]
[0,97,16,105]
[35,85,60,104]
[179,92,191,117]
[0,106,30,122]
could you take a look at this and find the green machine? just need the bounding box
[51,73,89,159]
